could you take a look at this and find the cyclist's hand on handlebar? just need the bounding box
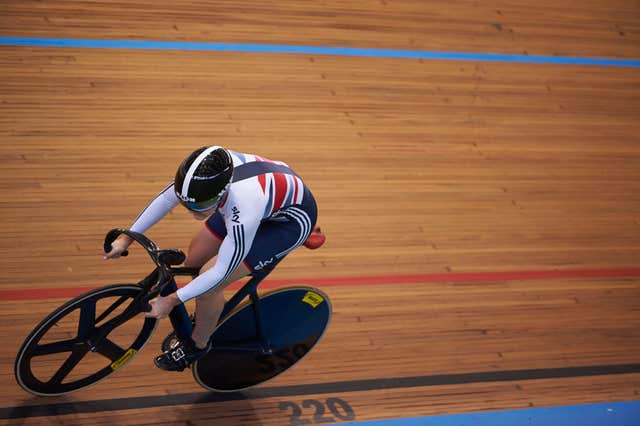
[104,234,133,260]
[145,293,181,319]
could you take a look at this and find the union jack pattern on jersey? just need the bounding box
[234,153,305,218]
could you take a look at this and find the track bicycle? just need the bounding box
[14,228,332,396]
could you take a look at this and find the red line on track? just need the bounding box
[2,268,640,302]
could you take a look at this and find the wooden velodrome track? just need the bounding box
[1,1,639,424]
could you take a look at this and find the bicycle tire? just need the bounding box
[15,284,158,396]
[192,286,331,392]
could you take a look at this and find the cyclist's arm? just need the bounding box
[176,189,263,302]
[176,218,260,302]
[105,182,179,258]
[130,182,180,233]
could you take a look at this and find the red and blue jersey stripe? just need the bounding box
[246,157,304,217]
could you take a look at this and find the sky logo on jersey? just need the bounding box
[231,206,241,223]
[254,257,275,271]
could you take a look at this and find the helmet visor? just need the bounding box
[181,190,226,212]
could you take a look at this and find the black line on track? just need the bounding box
[3,363,640,419]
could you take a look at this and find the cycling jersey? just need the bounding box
[129,150,317,302]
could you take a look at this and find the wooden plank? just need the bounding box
[1,0,639,58]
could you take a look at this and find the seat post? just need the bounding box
[218,273,272,352]
[220,273,264,319]
[249,288,272,353]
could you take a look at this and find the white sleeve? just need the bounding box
[176,220,260,302]
[130,182,181,234]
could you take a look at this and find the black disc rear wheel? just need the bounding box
[193,287,331,392]
[15,284,158,396]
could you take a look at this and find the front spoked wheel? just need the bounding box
[193,287,331,392]
[15,284,158,396]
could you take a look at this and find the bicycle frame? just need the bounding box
[16,228,327,396]
[169,267,274,354]
[104,228,273,355]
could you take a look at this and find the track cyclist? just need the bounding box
[104,146,325,372]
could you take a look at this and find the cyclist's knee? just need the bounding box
[184,255,205,269]
[196,287,225,302]
[184,227,222,268]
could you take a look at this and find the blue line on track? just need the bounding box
[1,36,639,67]
[336,400,640,426]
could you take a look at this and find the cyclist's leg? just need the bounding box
[188,213,309,349]
[181,211,245,348]
[190,262,251,349]
[190,188,318,349]
[167,214,224,341]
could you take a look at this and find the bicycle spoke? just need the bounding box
[32,339,79,357]
[77,299,97,338]
[95,295,129,325]
[16,284,159,396]
[95,338,126,362]
[46,346,88,386]
[94,303,141,339]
